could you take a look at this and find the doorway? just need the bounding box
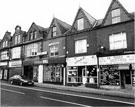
[24,66,33,79]
[120,70,131,88]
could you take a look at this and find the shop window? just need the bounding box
[4,70,7,80]
[77,18,84,30]
[0,70,3,79]
[43,65,62,83]
[111,8,121,24]
[109,32,127,50]
[100,65,120,85]
[75,39,87,54]
[67,67,79,83]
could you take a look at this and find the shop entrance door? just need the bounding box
[120,70,131,88]
[125,70,131,88]
[82,66,87,84]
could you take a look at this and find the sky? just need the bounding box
[0,0,134,39]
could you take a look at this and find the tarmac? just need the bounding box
[1,80,135,99]
[34,82,135,99]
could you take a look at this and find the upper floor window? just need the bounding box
[12,47,21,59]
[15,35,21,44]
[30,32,33,40]
[1,51,9,60]
[77,18,84,30]
[49,43,59,57]
[3,41,8,48]
[109,32,127,50]
[52,26,57,37]
[75,39,87,54]
[26,43,38,57]
[111,9,121,24]
[34,31,37,39]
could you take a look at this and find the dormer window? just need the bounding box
[3,41,8,48]
[77,18,84,30]
[15,36,18,44]
[111,9,121,24]
[15,35,21,44]
[52,26,57,37]
[30,32,33,40]
[34,31,37,39]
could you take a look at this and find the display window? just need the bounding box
[0,70,3,79]
[43,65,63,83]
[132,70,135,87]
[100,65,120,85]
[4,69,8,80]
[67,66,97,84]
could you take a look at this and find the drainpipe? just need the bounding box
[97,55,100,88]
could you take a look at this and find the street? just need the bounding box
[1,81,135,107]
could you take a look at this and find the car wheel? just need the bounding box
[10,80,13,85]
[20,82,23,86]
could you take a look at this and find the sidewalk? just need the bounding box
[34,82,135,99]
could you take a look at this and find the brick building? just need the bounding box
[0,31,11,80]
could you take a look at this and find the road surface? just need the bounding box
[1,81,135,106]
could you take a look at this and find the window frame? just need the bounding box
[49,43,59,57]
[11,47,21,59]
[52,26,57,37]
[75,39,87,54]
[26,43,38,57]
[109,32,127,50]
[111,8,121,24]
[77,18,84,30]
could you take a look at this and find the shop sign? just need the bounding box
[37,51,47,56]
[9,60,22,67]
[99,54,135,65]
[43,60,48,64]
[0,62,8,66]
[34,60,43,64]
[66,55,97,66]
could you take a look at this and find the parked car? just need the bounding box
[9,75,34,86]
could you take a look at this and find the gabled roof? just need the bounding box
[102,0,133,25]
[70,7,97,31]
[48,17,71,36]
[81,7,97,26]
[27,22,48,34]
[2,31,11,41]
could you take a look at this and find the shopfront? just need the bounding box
[99,54,135,89]
[66,55,97,86]
[9,60,22,78]
[42,57,65,85]
[0,62,8,80]
[23,58,39,80]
